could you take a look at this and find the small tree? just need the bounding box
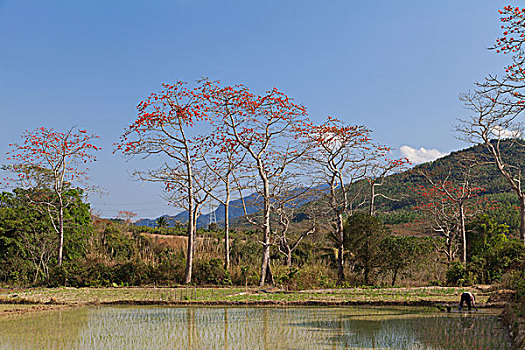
[380,236,431,287]
[364,148,409,216]
[118,210,137,226]
[156,216,169,234]
[196,129,247,271]
[414,185,459,264]
[344,211,386,285]
[6,127,99,266]
[270,176,317,267]
[420,160,484,264]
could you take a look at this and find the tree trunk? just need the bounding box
[459,204,467,264]
[184,196,195,284]
[446,235,452,264]
[185,219,195,284]
[391,267,399,287]
[286,244,292,267]
[369,183,375,216]
[264,258,274,285]
[57,193,64,267]
[519,194,525,244]
[336,212,345,283]
[260,240,271,286]
[224,189,230,271]
[259,169,272,287]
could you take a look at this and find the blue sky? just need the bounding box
[0,0,513,218]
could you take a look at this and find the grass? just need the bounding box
[0,286,493,306]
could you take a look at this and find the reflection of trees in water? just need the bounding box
[0,306,511,349]
[0,308,90,349]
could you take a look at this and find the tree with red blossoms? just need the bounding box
[197,130,247,271]
[419,160,485,264]
[203,81,309,286]
[115,81,210,284]
[117,210,138,226]
[305,116,372,283]
[6,126,100,266]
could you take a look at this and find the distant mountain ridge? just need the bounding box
[134,140,525,231]
[134,192,262,228]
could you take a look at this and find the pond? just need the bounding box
[0,306,511,349]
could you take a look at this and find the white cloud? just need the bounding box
[491,126,520,139]
[400,145,447,164]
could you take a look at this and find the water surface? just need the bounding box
[0,306,511,349]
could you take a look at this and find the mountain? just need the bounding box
[369,140,523,231]
[135,140,524,231]
[134,192,263,228]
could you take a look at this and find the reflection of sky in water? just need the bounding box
[0,306,511,349]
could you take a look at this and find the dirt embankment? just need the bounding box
[501,303,525,350]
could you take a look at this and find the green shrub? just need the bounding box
[47,265,69,287]
[193,258,229,285]
[446,262,475,286]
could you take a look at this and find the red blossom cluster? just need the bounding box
[6,127,100,188]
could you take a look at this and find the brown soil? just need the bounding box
[0,304,75,318]
[501,303,525,350]
[487,289,517,303]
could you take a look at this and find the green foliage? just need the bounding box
[446,262,475,287]
[377,211,421,225]
[483,240,525,282]
[273,264,336,290]
[193,258,230,285]
[230,236,261,266]
[290,241,318,267]
[103,224,135,261]
[379,236,432,286]
[130,225,185,236]
[0,188,92,285]
[464,215,525,284]
[344,212,386,285]
[506,269,525,301]
[466,214,509,260]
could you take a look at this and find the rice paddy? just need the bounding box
[0,306,511,349]
[0,286,492,305]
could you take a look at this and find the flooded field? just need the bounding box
[0,306,511,349]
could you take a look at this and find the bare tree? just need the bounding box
[414,183,461,264]
[270,175,317,267]
[457,91,525,243]
[458,6,525,244]
[196,131,247,271]
[364,146,409,216]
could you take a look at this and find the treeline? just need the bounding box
[1,184,524,291]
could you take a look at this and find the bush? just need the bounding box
[113,261,151,286]
[47,265,69,287]
[230,238,261,266]
[193,258,230,285]
[230,265,259,286]
[446,262,475,286]
[273,264,336,290]
[150,255,186,285]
